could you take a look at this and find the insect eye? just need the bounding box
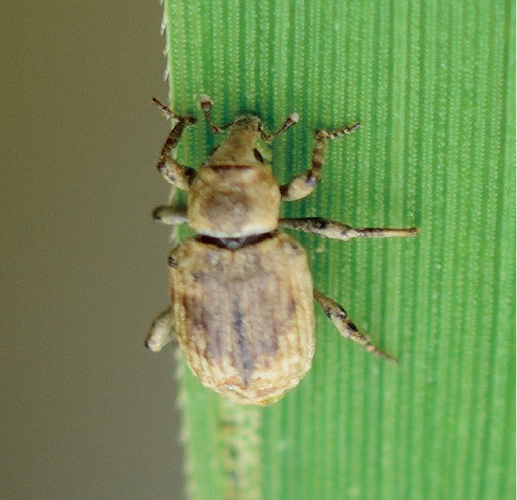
[253,148,264,163]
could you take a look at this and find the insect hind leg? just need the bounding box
[146,307,174,352]
[313,290,397,364]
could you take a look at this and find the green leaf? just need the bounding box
[159,0,515,499]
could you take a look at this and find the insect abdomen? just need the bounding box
[169,232,315,405]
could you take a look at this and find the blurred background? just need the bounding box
[1,1,185,498]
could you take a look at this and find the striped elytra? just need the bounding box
[169,232,315,405]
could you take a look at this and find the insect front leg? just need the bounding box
[280,217,419,241]
[280,122,361,201]
[153,98,197,191]
[313,290,397,364]
[146,307,174,352]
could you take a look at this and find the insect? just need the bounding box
[146,95,419,406]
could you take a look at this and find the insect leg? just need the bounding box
[280,123,361,201]
[153,98,196,190]
[146,307,174,352]
[313,290,397,363]
[152,205,188,226]
[280,217,419,241]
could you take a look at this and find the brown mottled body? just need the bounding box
[146,96,419,405]
[169,233,314,405]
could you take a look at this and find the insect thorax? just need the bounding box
[187,164,281,238]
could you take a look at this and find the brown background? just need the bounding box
[1,1,185,498]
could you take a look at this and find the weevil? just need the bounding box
[146,96,419,406]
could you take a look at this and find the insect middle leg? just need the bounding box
[280,123,361,201]
[146,306,174,352]
[280,217,419,241]
[153,98,197,191]
[313,290,397,363]
[152,205,188,226]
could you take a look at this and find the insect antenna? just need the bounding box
[260,113,300,142]
[200,95,232,134]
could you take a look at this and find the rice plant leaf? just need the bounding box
[159,1,515,499]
